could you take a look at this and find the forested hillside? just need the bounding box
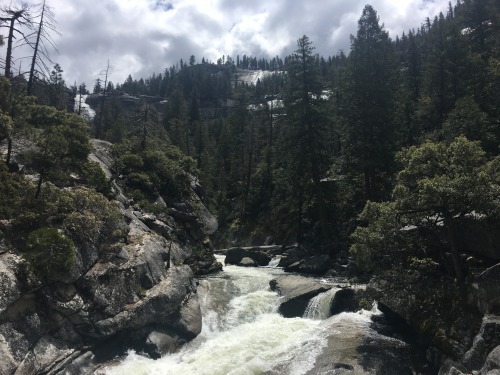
[82,0,499,255]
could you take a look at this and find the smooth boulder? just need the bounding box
[270,275,331,317]
[225,247,271,266]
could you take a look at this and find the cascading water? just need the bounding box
[266,256,281,268]
[303,288,340,320]
[74,94,95,122]
[102,256,419,375]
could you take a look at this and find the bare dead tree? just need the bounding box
[26,0,60,95]
[0,2,33,78]
[95,60,111,139]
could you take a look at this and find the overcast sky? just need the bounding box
[8,0,450,88]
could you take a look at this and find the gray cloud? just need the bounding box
[12,0,450,88]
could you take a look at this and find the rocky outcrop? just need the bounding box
[270,275,331,317]
[0,213,202,374]
[0,140,221,374]
[367,264,500,375]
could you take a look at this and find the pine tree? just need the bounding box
[342,5,396,202]
[281,35,332,242]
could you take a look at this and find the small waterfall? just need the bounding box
[267,256,281,268]
[74,94,95,122]
[303,287,340,320]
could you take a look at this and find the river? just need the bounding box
[102,256,430,375]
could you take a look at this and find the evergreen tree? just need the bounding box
[281,35,332,242]
[342,5,396,202]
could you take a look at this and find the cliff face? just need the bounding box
[0,139,221,375]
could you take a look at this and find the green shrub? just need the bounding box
[126,172,155,196]
[80,161,111,196]
[117,153,143,174]
[24,227,75,281]
[61,187,127,245]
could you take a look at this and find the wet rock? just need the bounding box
[225,247,271,267]
[277,246,307,268]
[306,311,434,375]
[239,257,257,267]
[330,288,359,315]
[284,254,331,275]
[144,329,180,358]
[270,275,331,317]
[475,263,500,314]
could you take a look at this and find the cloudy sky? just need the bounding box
[7,0,450,88]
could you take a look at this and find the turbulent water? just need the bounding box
[103,256,383,375]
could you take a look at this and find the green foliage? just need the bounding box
[126,172,155,196]
[24,227,75,281]
[80,161,111,196]
[21,104,91,196]
[117,153,144,174]
[112,136,196,207]
[351,136,499,279]
[60,187,127,245]
[394,136,497,217]
[13,186,126,247]
[350,201,400,273]
[0,163,30,218]
[342,5,396,202]
[442,96,496,153]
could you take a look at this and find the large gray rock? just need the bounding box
[12,336,76,375]
[277,245,307,268]
[463,315,500,371]
[284,254,331,275]
[0,253,25,314]
[270,275,331,317]
[225,247,271,266]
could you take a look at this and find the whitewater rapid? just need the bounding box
[102,256,380,375]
